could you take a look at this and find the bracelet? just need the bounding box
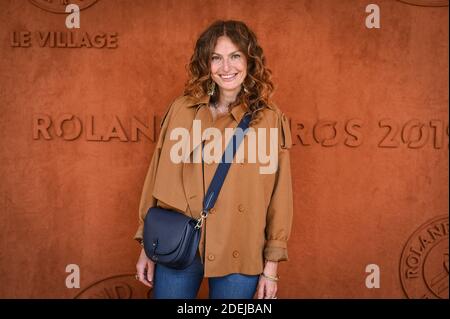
[261,272,280,282]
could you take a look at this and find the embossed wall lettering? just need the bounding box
[32,114,159,142]
[293,118,448,149]
[378,119,448,149]
[10,31,118,48]
[32,114,449,148]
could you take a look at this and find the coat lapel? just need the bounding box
[182,95,211,218]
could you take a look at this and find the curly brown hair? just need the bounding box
[183,20,275,126]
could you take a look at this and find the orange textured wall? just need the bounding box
[0,0,448,299]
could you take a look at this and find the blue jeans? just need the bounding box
[153,254,259,299]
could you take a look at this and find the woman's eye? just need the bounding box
[232,54,240,59]
[211,56,220,61]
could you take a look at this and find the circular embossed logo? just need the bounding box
[29,0,98,13]
[400,215,449,299]
[74,274,152,299]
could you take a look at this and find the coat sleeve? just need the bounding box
[133,98,178,243]
[264,111,294,262]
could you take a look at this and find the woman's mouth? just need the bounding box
[219,73,238,82]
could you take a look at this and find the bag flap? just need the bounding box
[143,206,194,255]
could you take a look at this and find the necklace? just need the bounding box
[212,101,231,114]
[209,101,230,121]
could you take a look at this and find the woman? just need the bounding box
[134,20,293,299]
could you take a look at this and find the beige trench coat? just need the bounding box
[134,93,293,277]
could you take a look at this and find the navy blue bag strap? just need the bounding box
[201,113,252,214]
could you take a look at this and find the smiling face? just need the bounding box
[210,36,247,95]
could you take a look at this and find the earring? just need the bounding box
[207,80,216,96]
[243,84,249,94]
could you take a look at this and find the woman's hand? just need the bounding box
[256,260,278,299]
[136,248,155,288]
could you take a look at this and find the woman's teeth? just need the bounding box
[220,73,237,81]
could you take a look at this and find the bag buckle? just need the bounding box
[195,209,208,229]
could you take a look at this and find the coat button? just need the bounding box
[232,250,240,258]
[208,254,215,261]
[238,204,245,212]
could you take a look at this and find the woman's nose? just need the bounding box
[221,58,231,72]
